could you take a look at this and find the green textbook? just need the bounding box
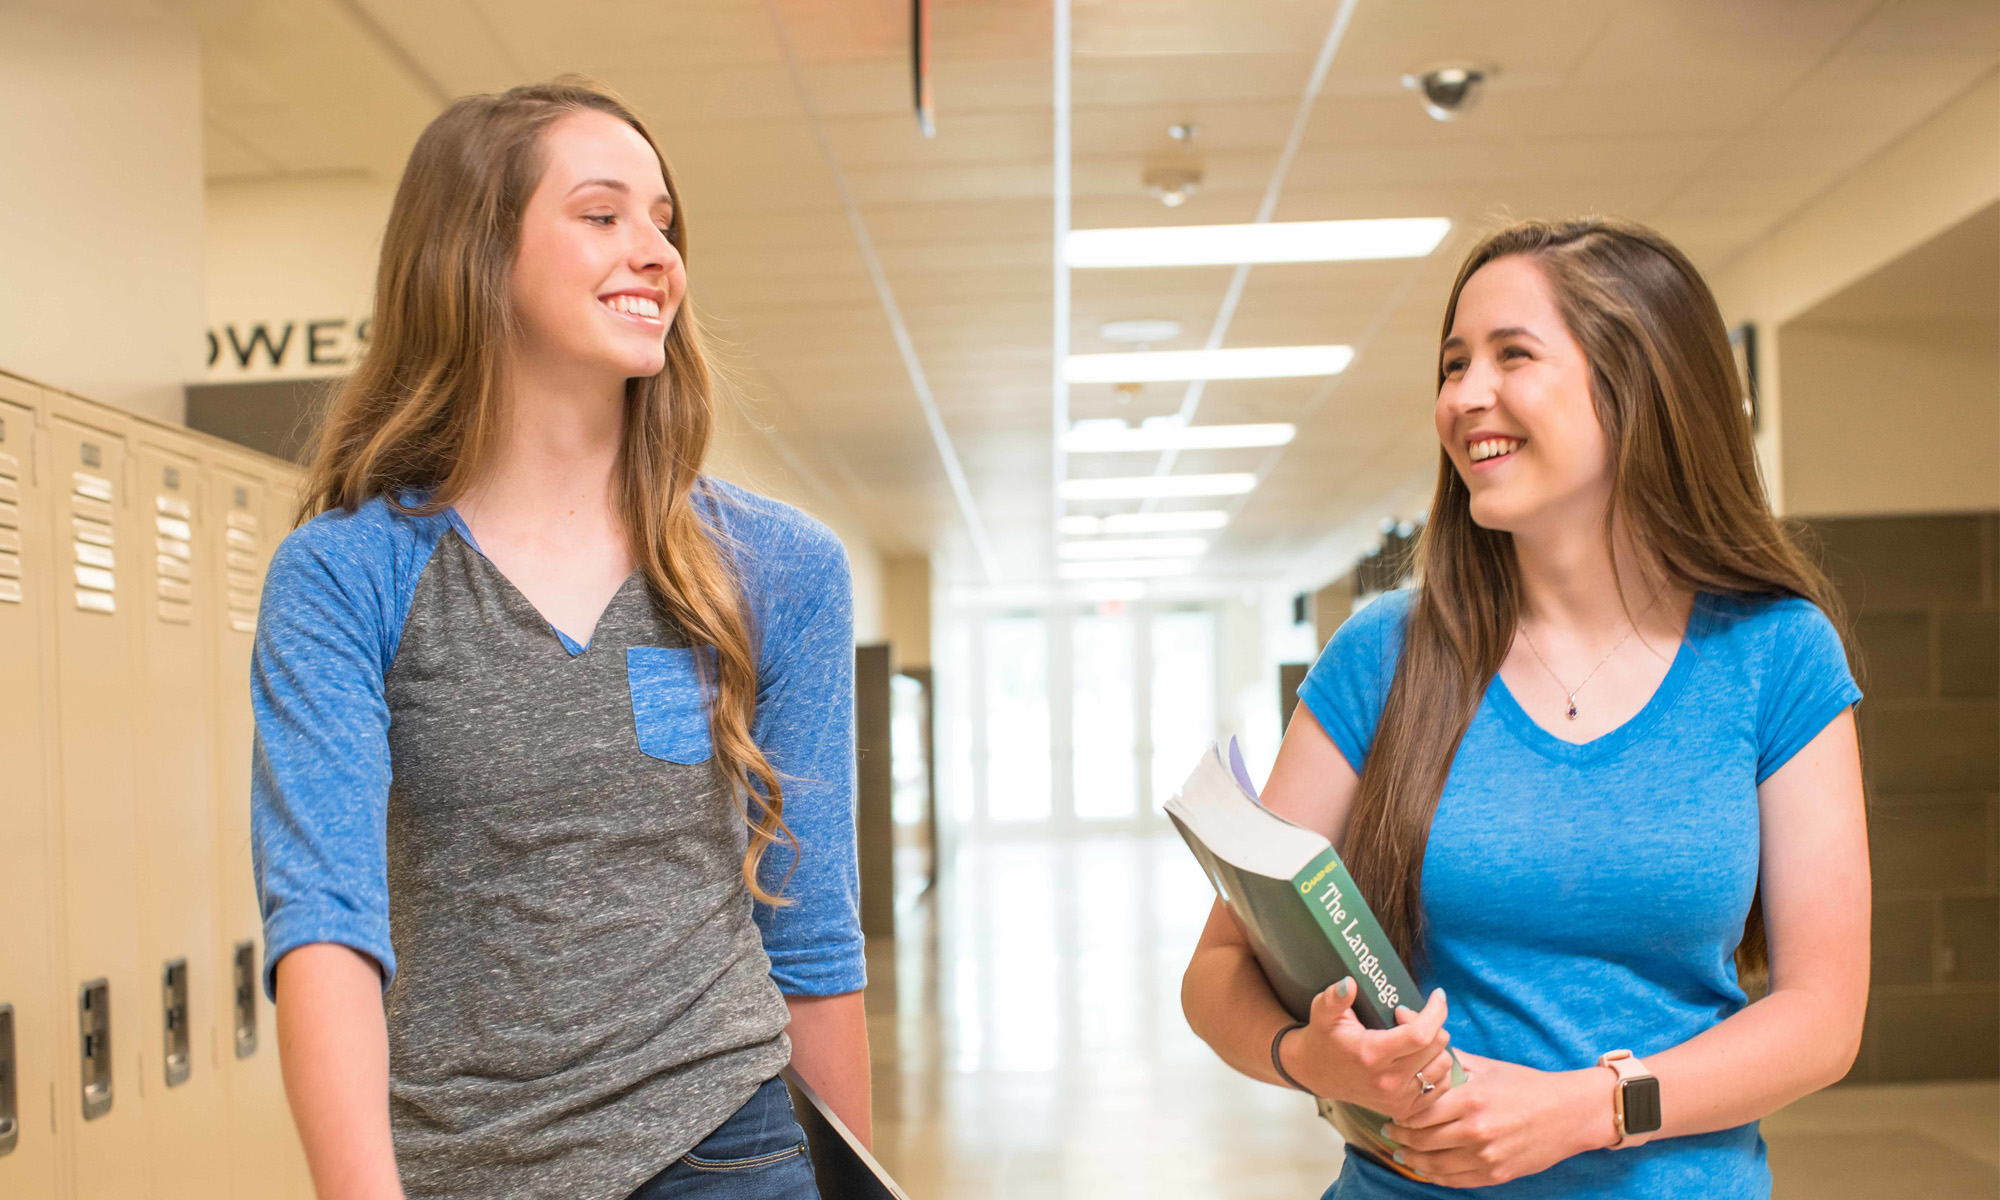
[1165,738,1461,1181]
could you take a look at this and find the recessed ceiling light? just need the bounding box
[1067,218,1451,269]
[1106,510,1230,533]
[1058,474,1257,500]
[1100,319,1183,344]
[1064,512,1233,534]
[1081,580,1149,602]
[1065,422,1296,453]
[1057,559,1197,580]
[1065,346,1353,384]
[1058,537,1209,560]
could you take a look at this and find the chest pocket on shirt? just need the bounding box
[626,646,714,764]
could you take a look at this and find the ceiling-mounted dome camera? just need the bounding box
[1401,64,1490,121]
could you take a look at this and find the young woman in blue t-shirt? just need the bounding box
[1182,217,1867,1198]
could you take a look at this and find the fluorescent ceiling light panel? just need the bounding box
[1107,510,1229,533]
[1067,218,1451,268]
[1065,422,1296,453]
[1057,559,1197,580]
[1081,580,1148,602]
[1058,474,1257,500]
[1065,346,1353,383]
[1058,537,1209,560]
[1059,510,1230,535]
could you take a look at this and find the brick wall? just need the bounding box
[1807,512,1999,1083]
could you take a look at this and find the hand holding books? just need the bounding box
[1167,738,1468,1180]
[1279,976,1458,1124]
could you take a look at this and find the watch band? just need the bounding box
[1597,1050,1660,1149]
[1271,1021,1312,1093]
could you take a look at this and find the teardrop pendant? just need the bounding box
[1565,698,1579,721]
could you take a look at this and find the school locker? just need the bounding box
[131,434,229,1200]
[205,456,313,1200]
[43,397,152,1199]
[0,378,66,1199]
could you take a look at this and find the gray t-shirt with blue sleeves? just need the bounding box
[249,478,864,1200]
[1300,588,1860,1200]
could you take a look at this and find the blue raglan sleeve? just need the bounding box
[1756,598,1862,784]
[1296,589,1413,775]
[250,510,415,1000]
[720,489,867,997]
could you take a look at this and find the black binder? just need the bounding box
[781,1067,912,1200]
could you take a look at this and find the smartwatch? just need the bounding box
[1596,1050,1660,1148]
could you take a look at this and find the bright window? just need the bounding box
[984,617,1051,821]
[1149,610,1216,810]
[1071,614,1137,819]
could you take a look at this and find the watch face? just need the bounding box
[1623,1076,1663,1136]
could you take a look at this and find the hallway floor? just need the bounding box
[863,831,1999,1200]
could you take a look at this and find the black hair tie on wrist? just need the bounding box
[1271,1020,1313,1093]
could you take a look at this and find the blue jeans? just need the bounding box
[627,1076,821,1200]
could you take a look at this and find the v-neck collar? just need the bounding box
[443,507,639,658]
[1484,595,1713,766]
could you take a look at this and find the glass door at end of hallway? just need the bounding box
[944,606,1220,832]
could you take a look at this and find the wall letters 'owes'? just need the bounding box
[206,318,371,372]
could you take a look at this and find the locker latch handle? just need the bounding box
[78,979,112,1120]
[232,942,258,1059]
[162,958,190,1087]
[0,1003,18,1155]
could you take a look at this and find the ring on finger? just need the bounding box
[1414,1069,1436,1095]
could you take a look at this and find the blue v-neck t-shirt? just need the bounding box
[1299,588,1859,1200]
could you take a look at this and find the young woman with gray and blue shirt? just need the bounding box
[251,80,864,1200]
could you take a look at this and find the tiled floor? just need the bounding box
[863,831,1999,1199]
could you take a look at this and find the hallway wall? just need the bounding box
[1810,513,2000,1083]
[0,7,206,422]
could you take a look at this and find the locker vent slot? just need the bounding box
[0,416,15,602]
[71,472,116,614]
[221,509,261,632]
[0,470,17,603]
[232,943,258,1058]
[154,497,196,618]
[0,1004,16,1156]
[78,979,112,1120]
[162,959,190,1087]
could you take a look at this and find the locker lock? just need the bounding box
[78,979,112,1120]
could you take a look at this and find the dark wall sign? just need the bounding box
[206,318,370,372]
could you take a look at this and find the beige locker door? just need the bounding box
[0,384,66,1199]
[132,439,228,1200]
[206,460,311,1200]
[45,405,151,1200]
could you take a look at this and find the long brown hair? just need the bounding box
[1342,216,1846,977]
[300,78,795,903]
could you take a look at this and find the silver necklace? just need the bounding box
[1517,622,1638,721]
